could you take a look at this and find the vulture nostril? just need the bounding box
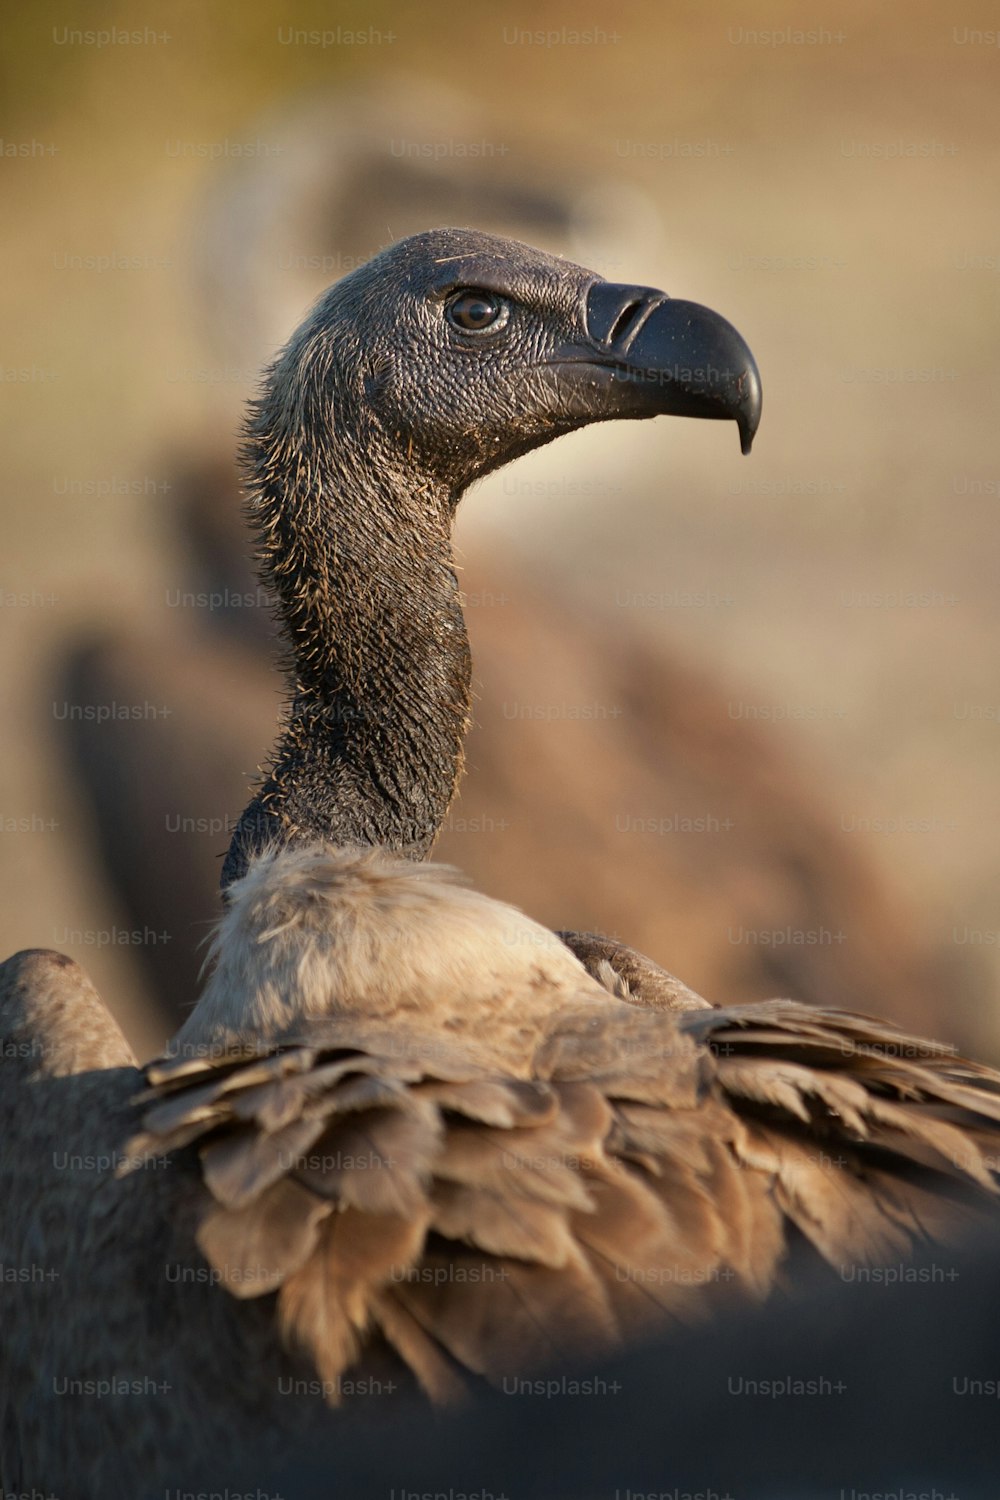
[605,298,648,347]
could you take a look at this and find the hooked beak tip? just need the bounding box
[736,364,763,455]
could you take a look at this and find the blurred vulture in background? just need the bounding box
[53,85,968,1051]
[215,1234,1000,1499]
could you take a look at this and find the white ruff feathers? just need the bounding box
[177,843,608,1066]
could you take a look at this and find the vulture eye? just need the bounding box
[445,289,505,332]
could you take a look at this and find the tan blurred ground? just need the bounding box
[1,0,998,1057]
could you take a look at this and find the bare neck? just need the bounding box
[222,407,470,888]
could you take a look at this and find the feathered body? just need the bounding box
[133,845,1000,1413]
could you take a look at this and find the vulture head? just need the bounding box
[228,228,761,881]
[252,225,761,502]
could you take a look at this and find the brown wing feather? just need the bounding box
[122,996,1000,1402]
[277,1207,431,1392]
[391,1239,621,1379]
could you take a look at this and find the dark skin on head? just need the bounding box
[223,227,761,890]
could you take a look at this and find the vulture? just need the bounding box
[3,228,1000,1494]
[57,111,969,1048]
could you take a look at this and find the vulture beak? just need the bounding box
[553,280,763,455]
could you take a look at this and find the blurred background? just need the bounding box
[1,0,998,1059]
